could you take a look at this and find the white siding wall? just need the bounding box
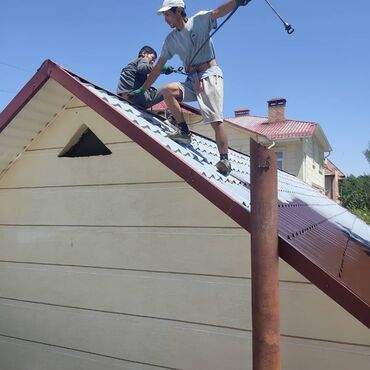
[271,141,303,177]
[304,137,325,190]
[0,101,368,370]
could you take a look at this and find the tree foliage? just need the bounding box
[364,142,370,165]
[340,175,370,224]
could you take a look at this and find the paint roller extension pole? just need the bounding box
[263,0,294,34]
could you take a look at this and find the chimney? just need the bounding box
[234,108,250,117]
[267,98,286,123]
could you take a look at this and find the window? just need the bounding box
[59,125,112,158]
[275,151,284,170]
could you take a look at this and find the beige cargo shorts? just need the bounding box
[177,74,224,125]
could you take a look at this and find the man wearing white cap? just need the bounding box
[133,0,251,176]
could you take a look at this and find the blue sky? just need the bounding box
[1,0,369,176]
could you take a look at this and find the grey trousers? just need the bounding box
[130,87,164,109]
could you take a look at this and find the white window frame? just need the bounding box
[275,151,284,170]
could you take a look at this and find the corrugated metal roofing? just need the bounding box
[0,60,369,328]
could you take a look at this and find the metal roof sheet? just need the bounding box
[0,60,369,328]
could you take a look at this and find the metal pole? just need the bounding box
[263,0,295,34]
[250,138,280,370]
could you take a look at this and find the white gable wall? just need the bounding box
[0,98,368,370]
[304,137,326,190]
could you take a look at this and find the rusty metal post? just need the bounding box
[250,138,280,370]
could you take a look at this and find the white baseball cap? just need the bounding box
[157,0,185,15]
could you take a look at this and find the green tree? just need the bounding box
[364,142,370,164]
[340,175,370,223]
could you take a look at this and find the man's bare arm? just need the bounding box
[141,58,167,91]
[211,0,250,21]
[211,0,238,21]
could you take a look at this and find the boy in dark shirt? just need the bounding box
[117,45,173,108]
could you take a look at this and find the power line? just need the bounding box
[0,61,32,73]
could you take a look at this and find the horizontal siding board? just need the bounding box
[0,299,252,370]
[0,143,182,188]
[0,336,162,370]
[0,184,237,228]
[0,263,368,344]
[281,336,370,370]
[0,226,252,278]
[0,263,251,329]
[0,225,306,282]
[0,300,368,370]
[280,282,370,345]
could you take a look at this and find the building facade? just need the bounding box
[0,61,369,370]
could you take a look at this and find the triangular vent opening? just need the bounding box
[59,125,112,158]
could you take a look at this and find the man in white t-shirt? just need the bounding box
[132,0,251,176]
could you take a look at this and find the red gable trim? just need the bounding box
[0,60,51,133]
[1,60,368,328]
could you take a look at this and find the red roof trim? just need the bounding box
[0,60,52,133]
[1,60,368,328]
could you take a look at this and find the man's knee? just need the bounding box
[162,84,182,100]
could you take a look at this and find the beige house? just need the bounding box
[154,98,332,193]
[0,60,369,370]
[325,158,346,203]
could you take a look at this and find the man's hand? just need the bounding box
[161,65,175,75]
[236,0,251,6]
[127,87,145,100]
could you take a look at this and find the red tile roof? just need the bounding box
[226,115,317,140]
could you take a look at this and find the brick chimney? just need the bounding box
[234,108,250,117]
[267,98,286,123]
